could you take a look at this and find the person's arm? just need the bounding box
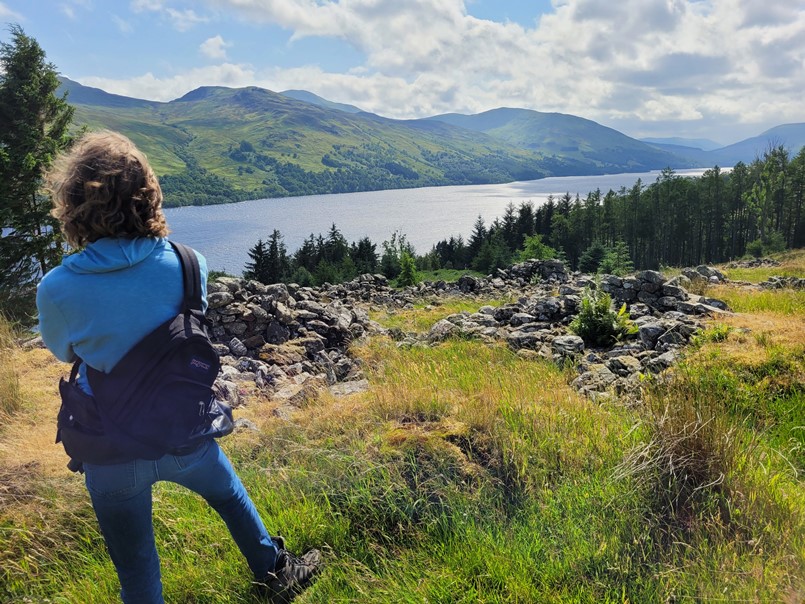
[36,278,77,363]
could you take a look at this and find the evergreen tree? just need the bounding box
[397,250,419,287]
[578,241,607,273]
[294,234,319,272]
[467,215,487,260]
[600,240,634,276]
[243,239,270,283]
[350,236,378,274]
[517,233,556,261]
[0,25,74,322]
[264,229,291,284]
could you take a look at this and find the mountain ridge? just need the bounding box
[57,77,805,206]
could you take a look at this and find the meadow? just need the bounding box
[1,255,804,603]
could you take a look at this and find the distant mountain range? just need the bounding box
[57,77,805,206]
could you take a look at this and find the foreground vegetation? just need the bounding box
[2,254,804,602]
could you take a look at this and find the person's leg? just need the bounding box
[158,440,278,578]
[83,459,163,604]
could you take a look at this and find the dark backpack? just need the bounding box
[56,241,233,470]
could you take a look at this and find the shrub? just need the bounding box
[569,284,637,347]
[517,233,556,262]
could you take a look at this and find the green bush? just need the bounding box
[570,284,637,347]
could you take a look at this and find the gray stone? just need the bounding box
[234,418,259,432]
[241,334,266,349]
[265,283,291,303]
[213,379,241,407]
[510,312,537,327]
[329,379,370,397]
[228,321,248,336]
[506,330,545,350]
[570,364,618,392]
[208,291,234,309]
[638,322,665,350]
[661,284,686,298]
[265,321,291,345]
[552,335,585,357]
[607,355,642,377]
[228,337,249,357]
[428,319,459,342]
[636,270,665,285]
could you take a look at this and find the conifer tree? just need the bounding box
[0,26,74,322]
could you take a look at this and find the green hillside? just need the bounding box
[429,108,696,172]
[64,81,556,206]
[61,79,700,207]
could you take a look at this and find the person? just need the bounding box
[36,130,321,603]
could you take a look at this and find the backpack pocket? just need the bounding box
[57,378,128,465]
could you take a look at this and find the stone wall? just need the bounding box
[206,260,732,410]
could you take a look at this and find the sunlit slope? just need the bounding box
[66,81,556,204]
[429,107,696,172]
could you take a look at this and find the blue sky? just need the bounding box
[2,0,804,144]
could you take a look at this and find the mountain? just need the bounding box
[640,136,722,151]
[428,108,696,173]
[61,79,559,206]
[704,123,805,166]
[640,142,714,165]
[280,89,364,114]
[64,78,792,207]
[58,77,160,109]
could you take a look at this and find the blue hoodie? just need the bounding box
[36,237,208,393]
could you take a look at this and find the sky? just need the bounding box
[1,0,804,146]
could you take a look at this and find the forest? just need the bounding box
[242,144,805,286]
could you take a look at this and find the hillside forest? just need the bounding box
[243,146,805,287]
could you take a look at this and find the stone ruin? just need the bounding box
[205,258,734,413]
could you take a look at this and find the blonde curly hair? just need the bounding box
[48,130,169,248]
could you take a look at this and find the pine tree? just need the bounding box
[397,250,419,287]
[265,229,291,284]
[243,238,270,283]
[0,26,74,323]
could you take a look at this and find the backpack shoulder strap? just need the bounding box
[169,241,203,312]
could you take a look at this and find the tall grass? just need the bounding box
[3,291,805,602]
[0,315,22,416]
[616,319,805,600]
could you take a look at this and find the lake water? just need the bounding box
[164,168,712,273]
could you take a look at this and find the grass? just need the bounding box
[3,256,805,602]
[721,248,805,283]
[0,316,22,416]
[371,296,513,333]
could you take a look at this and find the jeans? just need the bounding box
[83,439,278,604]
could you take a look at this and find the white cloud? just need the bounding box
[130,0,208,31]
[0,2,23,20]
[87,0,805,141]
[60,4,76,20]
[131,0,164,12]
[200,34,231,60]
[112,14,134,34]
[165,7,208,31]
[80,63,258,101]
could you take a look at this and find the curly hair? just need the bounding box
[48,130,169,248]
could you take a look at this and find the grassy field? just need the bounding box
[1,257,804,602]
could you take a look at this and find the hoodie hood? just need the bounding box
[62,237,163,274]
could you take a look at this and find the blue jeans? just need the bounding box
[83,439,278,604]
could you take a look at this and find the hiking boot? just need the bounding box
[259,547,322,603]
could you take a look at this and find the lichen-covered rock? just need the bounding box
[552,335,585,357]
[428,319,460,342]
